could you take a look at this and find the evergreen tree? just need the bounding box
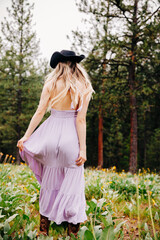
[70,0,160,173]
[0,0,46,164]
[107,0,160,173]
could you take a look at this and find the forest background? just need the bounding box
[0,0,159,174]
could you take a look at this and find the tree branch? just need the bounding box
[109,0,132,24]
[139,6,160,25]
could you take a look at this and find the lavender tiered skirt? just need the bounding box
[19,108,87,224]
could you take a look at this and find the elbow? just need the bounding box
[33,110,44,120]
[36,108,45,116]
[76,117,86,124]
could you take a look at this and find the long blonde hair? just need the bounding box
[44,61,95,112]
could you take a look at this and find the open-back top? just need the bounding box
[51,86,83,112]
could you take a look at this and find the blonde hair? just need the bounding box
[44,61,95,112]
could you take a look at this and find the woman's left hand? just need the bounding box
[76,150,87,166]
[17,136,29,152]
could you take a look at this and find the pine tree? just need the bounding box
[70,0,160,173]
[0,0,44,164]
[106,0,160,173]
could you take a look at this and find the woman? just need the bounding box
[17,50,95,238]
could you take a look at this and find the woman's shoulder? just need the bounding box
[47,78,64,95]
[44,81,53,91]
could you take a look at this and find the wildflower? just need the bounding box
[104,203,109,207]
[8,175,11,179]
[109,181,112,184]
[152,199,156,205]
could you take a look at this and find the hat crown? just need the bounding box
[60,50,76,57]
[50,50,85,68]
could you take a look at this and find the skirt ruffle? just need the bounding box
[19,148,88,224]
[40,166,87,224]
[19,146,43,185]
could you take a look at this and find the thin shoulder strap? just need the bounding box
[69,85,83,111]
[77,94,83,112]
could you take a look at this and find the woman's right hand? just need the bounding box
[75,150,87,166]
[17,135,29,152]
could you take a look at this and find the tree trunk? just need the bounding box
[143,113,147,168]
[16,147,21,165]
[98,104,103,169]
[16,2,24,165]
[129,92,137,173]
[129,0,138,174]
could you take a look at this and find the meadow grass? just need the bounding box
[0,163,159,239]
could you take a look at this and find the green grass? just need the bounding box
[0,163,159,239]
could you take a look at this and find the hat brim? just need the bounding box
[50,52,85,68]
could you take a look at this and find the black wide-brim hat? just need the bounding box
[50,50,85,68]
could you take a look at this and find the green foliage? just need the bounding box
[146,128,160,171]
[0,164,159,239]
[0,0,160,174]
[0,0,48,161]
[70,0,160,171]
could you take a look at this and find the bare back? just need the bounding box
[49,78,83,111]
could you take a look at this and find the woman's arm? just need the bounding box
[17,82,51,151]
[76,92,91,154]
[24,82,51,138]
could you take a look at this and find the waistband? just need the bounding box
[50,108,78,118]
